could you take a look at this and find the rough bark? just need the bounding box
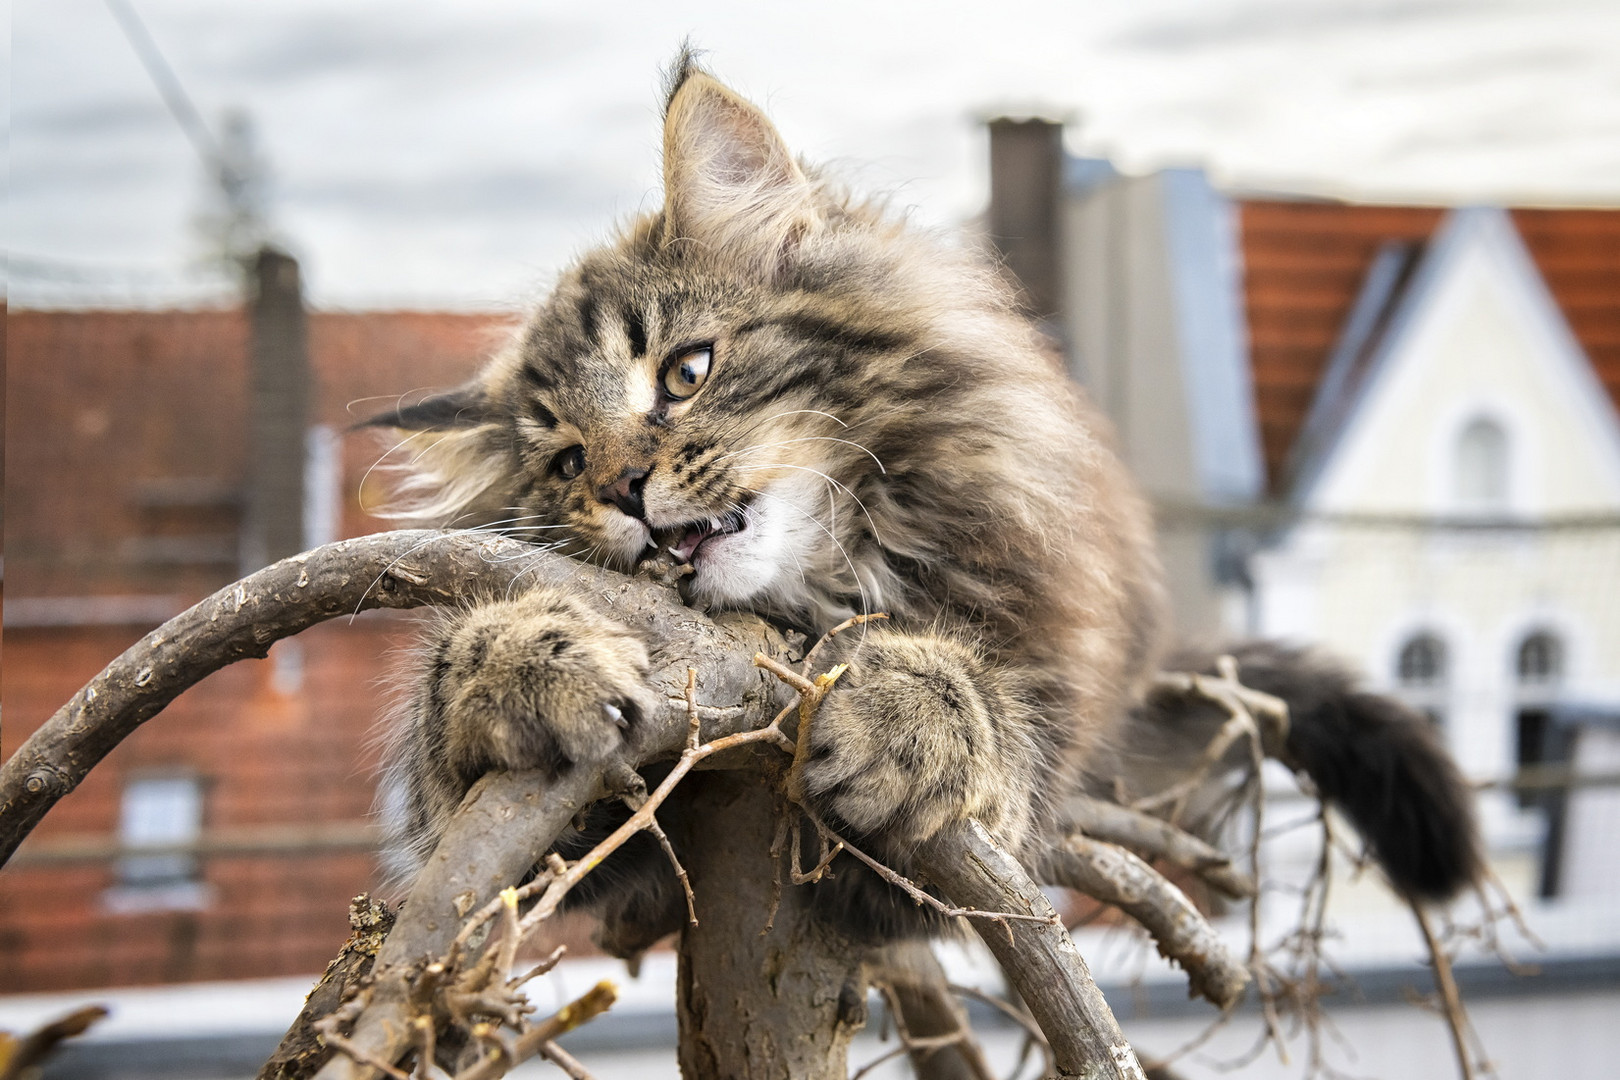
[674,772,868,1080]
[258,896,397,1080]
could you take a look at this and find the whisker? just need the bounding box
[716,436,887,474]
[756,409,849,429]
[344,386,449,419]
[733,462,884,547]
[358,429,434,515]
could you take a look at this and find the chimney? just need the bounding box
[987,118,1065,324]
[241,247,309,574]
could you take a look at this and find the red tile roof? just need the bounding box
[1238,203,1444,491]
[1512,209,1620,400]
[1238,202,1620,493]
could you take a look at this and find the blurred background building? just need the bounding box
[986,120,1620,910]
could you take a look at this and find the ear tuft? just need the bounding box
[358,386,491,432]
[661,39,708,118]
[660,55,816,275]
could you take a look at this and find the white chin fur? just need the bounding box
[688,475,823,608]
[602,515,650,568]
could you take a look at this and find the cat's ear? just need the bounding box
[661,58,817,275]
[358,386,492,431]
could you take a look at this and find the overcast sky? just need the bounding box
[9,0,1620,309]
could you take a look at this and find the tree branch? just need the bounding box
[1413,902,1482,1080]
[869,941,997,1080]
[916,820,1147,1080]
[0,530,795,866]
[258,895,397,1080]
[1064,794,1256,900]
[1042,834,1250,1009]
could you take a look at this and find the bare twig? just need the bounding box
[852,983,981,1080]
[1137,656,1301,1074]
[870,942,997,1080]
[535,1041,596,1080]
[1240,700,1289,1064]
[948,983,1055,1080]
[800,611,888,676]
[1413,903,1480,1080]
[0,1005,109,1080]
[319,1030,412,1080]
[446,981,618,1080]
[1138,658,1289,826]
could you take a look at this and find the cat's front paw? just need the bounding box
[430,592,657,778]
[798,632,1036,848]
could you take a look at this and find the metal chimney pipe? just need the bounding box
[987,117,1065,324]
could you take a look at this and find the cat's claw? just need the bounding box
[429,591,657,774]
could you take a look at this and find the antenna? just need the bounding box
[102,0,271,269]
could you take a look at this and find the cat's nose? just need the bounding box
[597,467,649,520]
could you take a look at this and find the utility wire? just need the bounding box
[100,0,271,272]
[100,0,223,171]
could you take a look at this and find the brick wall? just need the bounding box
[0,615,424,991]
[3,306,520,991]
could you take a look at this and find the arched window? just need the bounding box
[1517,631,1563,685]
[1396,632,1448,726]
[1514,630,1565,809]
[1453,416,1510,513]
[1398,633,1446,686]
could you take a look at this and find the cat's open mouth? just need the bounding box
[653,503,751,565]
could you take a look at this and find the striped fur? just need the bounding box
[372,54,1168,939]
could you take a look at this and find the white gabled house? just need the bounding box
[985,121,1620,916]
[1251,206,1620,899]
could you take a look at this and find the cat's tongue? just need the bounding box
[667,509,748,564]
[671,524,714,564]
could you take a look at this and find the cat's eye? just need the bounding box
[553,445,586,480]
[661,346,712,400]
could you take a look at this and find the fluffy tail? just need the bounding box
[1127,641,1484,903]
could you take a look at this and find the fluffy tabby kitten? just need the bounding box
[369,55,1479,942]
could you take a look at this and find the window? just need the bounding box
[106,774,209,913]
[1453,416,1509,513]
[1396,632,1448,726]
[1517,631,1563,686]
[1514,631,1565,810]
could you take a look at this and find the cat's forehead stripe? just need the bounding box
[577,292,599,344]
[738,313,911,357]
[529,399,558,428]
[625,304,648,358]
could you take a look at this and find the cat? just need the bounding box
[367,53,1479,948]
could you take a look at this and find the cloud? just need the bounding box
[1112,0,1500,51]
